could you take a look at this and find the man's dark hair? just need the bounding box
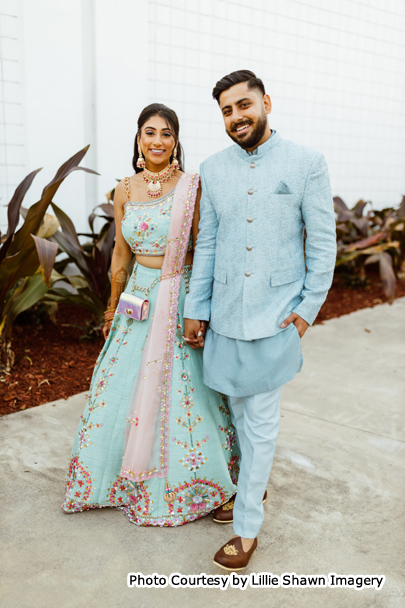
[212,70,266,103]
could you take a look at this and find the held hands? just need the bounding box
[280,312,309,338]
[183,319,207,349]
[104,315,306,343]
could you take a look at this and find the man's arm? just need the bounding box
[290,152,337,327]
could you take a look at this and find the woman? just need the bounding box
[62,103,239,526]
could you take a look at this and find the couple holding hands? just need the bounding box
[62,69,336,571]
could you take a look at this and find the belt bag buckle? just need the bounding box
[117,292,150,321]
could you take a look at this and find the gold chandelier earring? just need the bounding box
[171,147,179,169]
[136,142,146,169]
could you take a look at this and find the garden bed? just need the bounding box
[1,273,404,417]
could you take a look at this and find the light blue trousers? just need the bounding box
[228,385,282,538]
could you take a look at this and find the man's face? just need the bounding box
[219,81,272,150]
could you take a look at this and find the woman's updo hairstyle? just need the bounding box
[132,103,184,173]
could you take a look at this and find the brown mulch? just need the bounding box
[1,274,405,416]
[315,272,405,323]
[0,304,103,417]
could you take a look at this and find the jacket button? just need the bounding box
[245,271,251,277]
[246,245,252,251]
[248,188,254,195]
[247,217,253,222]
[250,162,256,168]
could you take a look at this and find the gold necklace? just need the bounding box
[142,163,176,198]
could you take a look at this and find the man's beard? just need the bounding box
[227,110,268,150]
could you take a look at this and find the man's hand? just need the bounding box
[280,313,309,338]
[184,319,207,349]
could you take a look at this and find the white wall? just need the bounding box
[1,0,404,237]
[1,0,149,234]
[20,0,90,231]
[149,0,405,210]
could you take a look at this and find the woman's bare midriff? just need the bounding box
[135,251,193,269]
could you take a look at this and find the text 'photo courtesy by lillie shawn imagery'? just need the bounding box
[127,572,386,591]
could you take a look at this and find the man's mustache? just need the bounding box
[230,120,253,132]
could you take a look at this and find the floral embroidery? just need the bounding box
[86,320,132,414]
[122,204,169,255]
[122,478,228,526]
[173,322,210,479]
[121,191,193,256]
[172,478,227,519]
[62,455,94,510]
[106,477,152,515]
[218,423,237,451]
[88,399,106,414]
[185,485,210,512]
[179,448,208,472]
[78,417,104,448]
[93,371,114,399]
[228,454,240,485]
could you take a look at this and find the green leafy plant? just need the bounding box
[0,146,97,372]
[43,196,116,324]
[334,195,405,303]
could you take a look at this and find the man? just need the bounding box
[184,70,336,570]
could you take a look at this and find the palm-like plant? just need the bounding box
[0,147,97,372]
[334,195,405,302]
[43,199,115,321]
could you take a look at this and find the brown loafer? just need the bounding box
[213,490,267,523]
[213,536,258,571]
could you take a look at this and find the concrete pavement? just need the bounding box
[1,298,404,608]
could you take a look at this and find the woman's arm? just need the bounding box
[103,180,133,339]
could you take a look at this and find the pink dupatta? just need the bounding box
[121,173,199,482]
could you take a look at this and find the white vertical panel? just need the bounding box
[93,0,149,204]
[81,0,98,218]
[0,0,24,232]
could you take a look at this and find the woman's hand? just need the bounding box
[183,319,207,348]
[103,320,113,340]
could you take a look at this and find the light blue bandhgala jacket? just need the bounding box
[184,131,337,341]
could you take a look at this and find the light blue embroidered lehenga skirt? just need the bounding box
[62,190,239,526]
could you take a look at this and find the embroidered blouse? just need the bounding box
[121,187,193,256]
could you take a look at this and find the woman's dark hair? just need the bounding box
[212,70,266,104]
[132,103,184,173]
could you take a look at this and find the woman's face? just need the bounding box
[139,115,176,170]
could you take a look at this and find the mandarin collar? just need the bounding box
[234,129,281,160]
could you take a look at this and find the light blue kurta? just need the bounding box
[62,187,239,526]
[203,323,302,398]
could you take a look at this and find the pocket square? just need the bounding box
[274,181,292,194]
